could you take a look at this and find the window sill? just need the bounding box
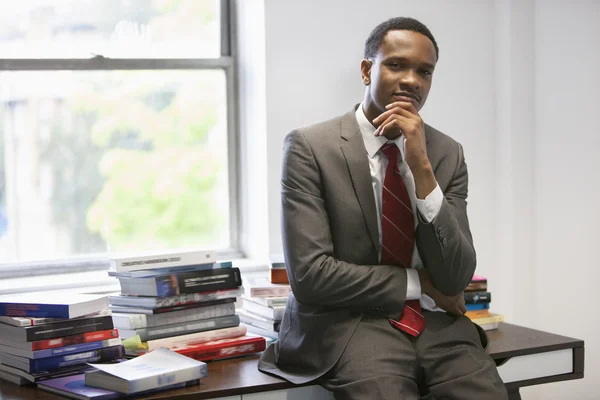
[0,258,270,296]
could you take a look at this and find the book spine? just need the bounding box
[471,314,504,325]
[154,288,242,308]
[114,303,236,330]
[268,268,289,284]
[0,303,69,319]
[250,286,292,297]
[113,250,216,272]
[138,314,240,341]
[465,303,490,311]
[145,303,235,329]
[31,329,120,351]
[128,364,208,393]
[30,345,124,373]
[147,325,247,351]
[151,297,236,314]
[176,340,266,362]
[169,268,242,296]
[25,315,114,342]
[464,291,492,304]
[32,338,122,359]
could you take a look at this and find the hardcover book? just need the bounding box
[0,337,121,359]
[110,249,216,273]
[0,315,114,342]
[108,287,242,309]
[242,277,291,298]
[173,334,266,362]
[108,261,232,279]
[117,267,242,297]
[0,329,120,351]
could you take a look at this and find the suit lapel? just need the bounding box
[339,107,379,253]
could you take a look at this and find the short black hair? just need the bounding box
[364,17,439,60]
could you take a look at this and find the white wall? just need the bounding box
[237,0,599,398]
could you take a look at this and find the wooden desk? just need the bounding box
[0,323,584,400]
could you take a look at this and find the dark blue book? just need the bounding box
[466,303,490,311]
[0,337,122,359]
[0,293,108,319]
[1,345,124,374]
[37,373,200,399]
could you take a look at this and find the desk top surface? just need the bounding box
[0,322,584,400]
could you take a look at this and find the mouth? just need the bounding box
[392,92,420,105]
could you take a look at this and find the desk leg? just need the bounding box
[507,388,521,400]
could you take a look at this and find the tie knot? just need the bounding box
[381,143,400,164]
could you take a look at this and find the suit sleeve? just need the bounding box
[281,130,408,319]
[415,142,476,296]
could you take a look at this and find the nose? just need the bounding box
[399,69,420,91]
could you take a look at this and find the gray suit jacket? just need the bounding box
[258,105,477,384]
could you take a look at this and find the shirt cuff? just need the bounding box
[406,268,421,300]
[416,183,443,223]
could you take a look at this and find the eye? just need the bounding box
[419,69,433,76]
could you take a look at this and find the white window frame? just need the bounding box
[0,0,243,282]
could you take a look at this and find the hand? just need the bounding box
[372,101,429,174]
[373,102,436,199]
[418,269,466,316]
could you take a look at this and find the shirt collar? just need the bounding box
[355,103,404,159]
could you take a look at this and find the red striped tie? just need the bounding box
[380,143,425,337]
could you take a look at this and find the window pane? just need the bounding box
[0,0,220,59]
[0,70,230,263]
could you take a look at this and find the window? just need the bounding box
[0,0,239,273]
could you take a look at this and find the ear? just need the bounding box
[360,59,373,85]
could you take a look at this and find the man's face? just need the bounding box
[362,30,437,115]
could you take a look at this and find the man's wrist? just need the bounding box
[412,162,437,200]
[417,268,432,295]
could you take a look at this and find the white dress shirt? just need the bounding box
[355,104,444,312]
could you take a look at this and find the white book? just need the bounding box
[242,277,291,298]
[241,298,285,321]
[85,347,207,394]
[110,249,216,273]
[0,369,29,385]
[241,294,288,308]
[0,309,112,327]
[147,325,247,351]
[112,303,236,330]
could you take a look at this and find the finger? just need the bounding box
[374,114,411,137]
[385,101,419,115]
[373,104,415,125]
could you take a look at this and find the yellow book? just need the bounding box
[470,313,504,326]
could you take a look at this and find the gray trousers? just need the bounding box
[319,312,508,400]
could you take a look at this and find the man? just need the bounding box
[259,17,508,399]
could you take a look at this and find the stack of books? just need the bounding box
[38,347,207,399]
[108,249,266,361]
[464,274,504,330]
[0,293,124,385]
[238,276,291,340]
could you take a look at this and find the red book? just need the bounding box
[268,268,289,284]
[173,334,266,362]
[31,329,119,351]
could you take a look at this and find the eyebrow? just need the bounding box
[383,56,435,70]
